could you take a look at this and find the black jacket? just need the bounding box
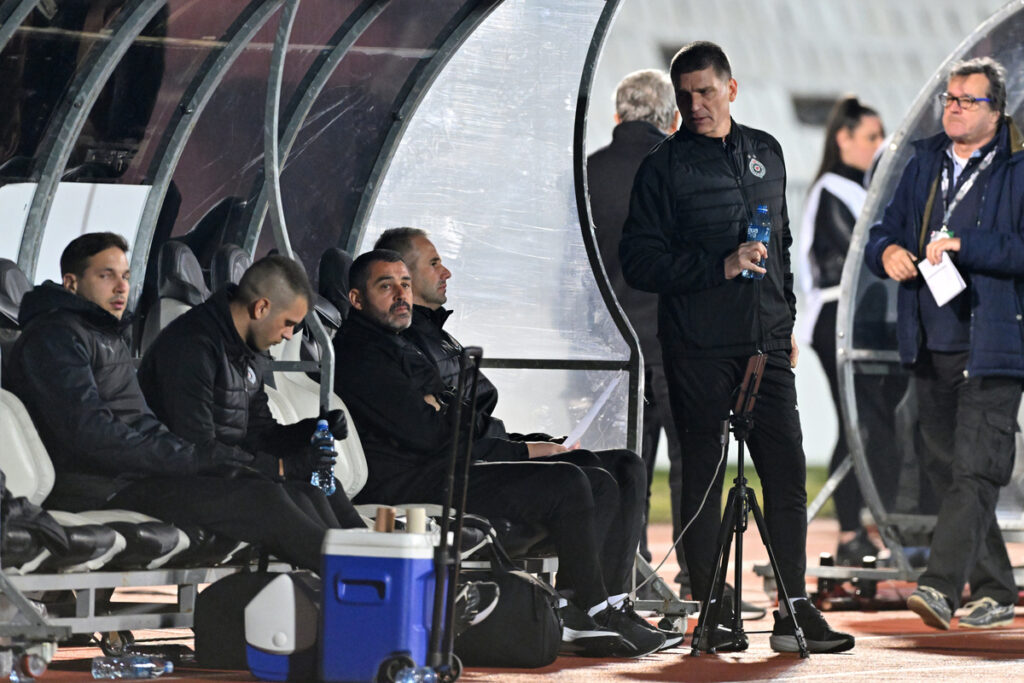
[619,120,795,358]
[138,286,290,469]
[404,305,557,443]
[809,164,863,290]
[588,120,666,364]
[334,311,526,504]
[4,283,199,510]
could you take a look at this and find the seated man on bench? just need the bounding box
[138,254,364,529]
[373,228,676,635]
[4,232,346,571]
[334,249,667,658]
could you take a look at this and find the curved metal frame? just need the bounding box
[345,0,500,253]
[128,0,283,309]
[17,0,167,281]
[0,0,40,56]
[241,0,392,255]
[572,0,638,452]
[261,0,336,414]
[836,0,1024,573]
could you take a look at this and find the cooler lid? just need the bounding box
[322,529,436,559]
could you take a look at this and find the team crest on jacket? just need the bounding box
[748,156,766,178]
[246,365,257,386]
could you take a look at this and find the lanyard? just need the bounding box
[939,147,996,231]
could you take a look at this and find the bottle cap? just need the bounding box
[316,419,329,428]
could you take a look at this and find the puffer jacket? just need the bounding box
[138,285,285,465]
[865,117,1024,376]
[334,311,526,504]
[5,282,199,510]
[619,119,796,358]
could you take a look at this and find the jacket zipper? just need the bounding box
[723,138,764,353]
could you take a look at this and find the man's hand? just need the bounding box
[424,395,441,411]
[526,442,569,459]
[925,237,961,265]
[724,241,768,280]
[881,244,918,281]
[790,334,799,369]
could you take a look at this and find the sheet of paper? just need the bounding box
[917,252,966,307]
[563,375,622,448]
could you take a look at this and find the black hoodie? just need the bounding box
[5,282,199,511]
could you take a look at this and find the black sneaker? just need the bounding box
[558,603,629,657]
[592,602,666,657]
[690,622,749,653]
[770,601,855,653]
[620,599,684,650]
[906,585,952,630]
[835,529,881,566]
[453,581,500,636]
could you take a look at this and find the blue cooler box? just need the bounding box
[319,529,437,683]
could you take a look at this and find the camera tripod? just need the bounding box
[690,353,809,658]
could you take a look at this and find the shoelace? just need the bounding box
[961,597,997,612]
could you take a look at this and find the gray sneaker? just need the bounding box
[958,597,1015,629]
[907,585,952,630]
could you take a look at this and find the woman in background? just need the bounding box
[799,96,884,565]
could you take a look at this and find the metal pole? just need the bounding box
[128,0,283,310]
[241,0,391,255]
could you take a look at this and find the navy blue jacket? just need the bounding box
[865,117,1024,376]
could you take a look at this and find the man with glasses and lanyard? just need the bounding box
[866,57,1024,630]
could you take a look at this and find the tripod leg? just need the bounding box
[747,492,810,658]
[690,487,739,656]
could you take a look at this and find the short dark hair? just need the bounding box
[373,227,427,261]
[60,232,128,277]
[948,56,1007,115]
[236,254,313,307]
[669,40,732,87]
[349,249,405,295]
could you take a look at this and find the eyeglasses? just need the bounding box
[938,93,991,110]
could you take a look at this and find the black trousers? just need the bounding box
[812,302,903,532]
[535,448,646,596]
[639,363,686,575]
[107,477,356,572]
[376,459,618,610]
[913,350,1020,608]
[664,350,808,603]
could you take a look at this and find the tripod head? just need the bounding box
[731,353,766,437]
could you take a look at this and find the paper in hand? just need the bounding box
[563,375,622,449]
[917,252,966,307]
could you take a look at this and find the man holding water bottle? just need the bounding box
[619,41,854,653]
[139,254,365,529]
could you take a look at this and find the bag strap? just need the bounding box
[917,173,941,257]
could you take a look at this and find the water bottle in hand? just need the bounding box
[740,204,771,279]
[309,418,337,496]
[91,655,173,679]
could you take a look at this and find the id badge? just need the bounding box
[929,228,954,242]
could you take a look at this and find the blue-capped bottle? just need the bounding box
[309,419,337,496]
[741,204,771,280]
[91,655,173,679]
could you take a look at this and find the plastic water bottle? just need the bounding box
[309,418,337,496]
[394,665,437,683]
[91,655,172,679]
[740,204,771,279]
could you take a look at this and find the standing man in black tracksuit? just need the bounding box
[5,233,347,571]
[619,41,853,654]
[138,255,364,529]
[370,228,680,646]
